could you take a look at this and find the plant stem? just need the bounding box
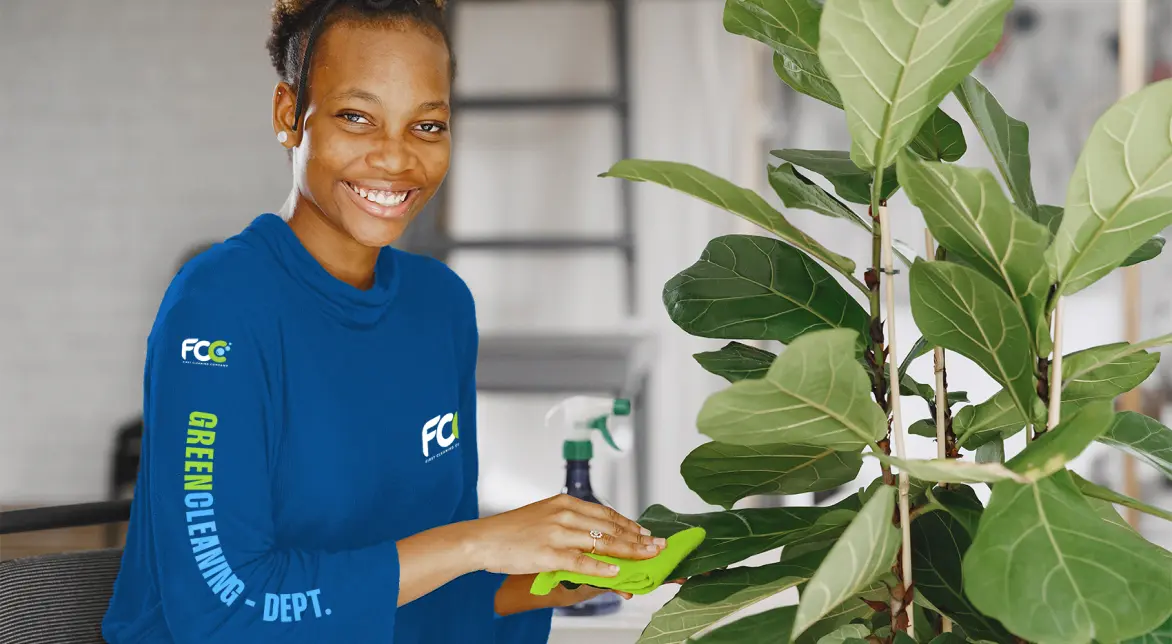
[923,233,955,637]
[924,231,958,460]
[866,206,894,486]
[879,203,914,641]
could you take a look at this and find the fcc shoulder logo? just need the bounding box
[181,338,232,367]
[422,412,460,463]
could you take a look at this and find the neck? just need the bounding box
[281,189,380,290]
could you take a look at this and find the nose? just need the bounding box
[365,131,416,175]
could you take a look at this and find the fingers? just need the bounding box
[553,496,658,547]
[557,495,648,536]
[589,530,662,560]
[565,552,621,578]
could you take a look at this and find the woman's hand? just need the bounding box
[470,494,665,578]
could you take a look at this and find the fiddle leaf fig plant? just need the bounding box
[600,0,1172,642]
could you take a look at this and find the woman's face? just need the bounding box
[274,19,452,248]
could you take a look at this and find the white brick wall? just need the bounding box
[1,0,288,504]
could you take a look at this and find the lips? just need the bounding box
[342,181,419,219]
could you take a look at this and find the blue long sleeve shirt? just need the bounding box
[102,213,534,643]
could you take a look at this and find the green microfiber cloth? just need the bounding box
[529,527,706,596]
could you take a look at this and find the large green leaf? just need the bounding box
[1062,335,1172,388]
[796,600,875,644]
[1051,79,1172,296]
[695,604,798,643]
[1123,614,1172,644]
[682,442,864,508]
[873,453,1026,484]
[602,160,856,274]
[909,261,1036,423]
[723,0,840,108]
[816,624,871,644]
[725,0,965,164]
[698,329,888,450]
[792,486,900,640]
[636,559,817,644]
[638,497,860,578]
[899,336,934,381]
[663,235,870,345]
[898,151,1052,353]
[1062,341,1164,406]
[953,75,1038,217]
[911,508,1014,643]
[771,149,899,205]
[1004,401,1114,482]
[769,163,918,268]
[953,388,1036,449]
[694,341,776,383]
[769,163,866,225]
[1036,204,1065,238]
[1072,472,1172,523]
[818,0,1012,171]
[1100,411,1172,480]
[1122,235,1167,267]
[907,109,968,163]
[975,437,1005,465]
[963,470,1172,643]
[931,484,984,538]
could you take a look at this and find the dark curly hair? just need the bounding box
[267,0,455,131]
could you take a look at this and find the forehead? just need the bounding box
[310,19,451,100]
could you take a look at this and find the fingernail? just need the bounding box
[639,527,651,536]
[644,544,658,553]
[608,565,620,575]
[654,537,667,547]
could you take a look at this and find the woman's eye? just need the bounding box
[339,112,370,125]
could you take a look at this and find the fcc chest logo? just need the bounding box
[421,412,460,463]
[181,338,232,367]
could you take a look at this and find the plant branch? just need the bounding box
[865,204,894,486]
[924,231,958,460]
[844,271,871,295]
[879,202,915,640]
[909,500,944,521]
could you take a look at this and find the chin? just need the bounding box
[346,216,411,248]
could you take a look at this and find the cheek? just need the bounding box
[300,133,366,199]
[420,142,452,189]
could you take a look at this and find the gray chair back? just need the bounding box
[0,548,122,644]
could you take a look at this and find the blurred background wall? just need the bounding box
[3,0,1172,560]
[0,0,760,527]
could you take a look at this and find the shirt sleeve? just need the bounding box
[145,294,399,644]
[448,291,510,622]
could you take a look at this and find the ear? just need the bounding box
[272,82,303,148]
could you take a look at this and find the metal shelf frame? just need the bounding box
[406,0,637,315]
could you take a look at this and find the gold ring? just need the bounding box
[590,529,603,554]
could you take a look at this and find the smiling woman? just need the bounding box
[269,0,454,264]
[98,1,667,643]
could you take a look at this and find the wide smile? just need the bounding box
[342,181,420,220]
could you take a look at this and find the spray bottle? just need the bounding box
[544,396,632,617]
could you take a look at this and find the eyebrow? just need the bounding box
[333,90,449,113]
[334,89,384,105]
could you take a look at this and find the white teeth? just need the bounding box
[349,183,409,208]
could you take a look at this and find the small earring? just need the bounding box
[277,131,289,144]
